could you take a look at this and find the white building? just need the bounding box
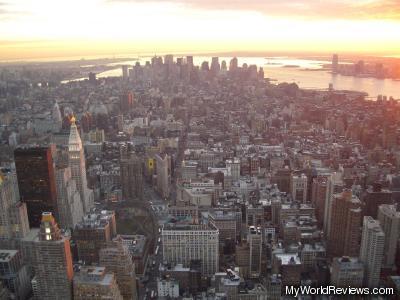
[226,158,240,181]
[55,166,84,229]
[68,117,94,213]
[377,204,400,268]
[157,277,179,298]
[360,216,385,288]
[162,222,219,276]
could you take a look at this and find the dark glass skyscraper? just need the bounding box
[14,145,57,227]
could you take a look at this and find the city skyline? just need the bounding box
[0,0,400,60]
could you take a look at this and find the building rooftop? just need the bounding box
[0,250,18,262]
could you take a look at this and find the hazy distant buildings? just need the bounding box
[332,54,339,73]
[360,216,385,288]
[14,145,57,227]
[122,65,128,81]
[120,91,134,112]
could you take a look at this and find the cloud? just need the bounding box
[107,0,400,20]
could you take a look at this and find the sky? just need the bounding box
[0,0,399,60]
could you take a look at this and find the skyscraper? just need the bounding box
[120,91,134,113]
[55,165,84,229]
[120,154,143,201]
[122,65,128,80]
[332,54,339,73]
[290,173,308,203]
[210,57,220,75]
[248,226,262,278]
[14,145,57,227]
[377,204,400,268]
[324,172,344,237]
[68,117,94,213]
[156,153,171,199]
[52,101,62,133]
[328,190,362,257]
[31,212,74,299]
[359,216,385,288]
[0,167,30,240]
[229,57,238,71]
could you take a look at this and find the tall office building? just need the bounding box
[122,65,128,80]
[311,175,328,227]
[186,56,193,68]
[332,54,339,73]
[324,172,344,237]
[68,117,94,213]
[52,102,62,133]
[248,226,262,278]
[120,91,134,112]
[32,212,74,299]
[0,168,30,240]
[73,266,123,300]
[377,204,400,268]
[229,57,238,71]
[120,154,143,201]
[362,183,392,219]
[328,190,362,257]
[156,153,171,199]
[14,145,57,227]
[73,209,117,265]
[210,57,220,75]
[162,222,219,276]
[55,166,84,229]
[291,173,308,203]
[99,236,137,300]
[360,216,385,288]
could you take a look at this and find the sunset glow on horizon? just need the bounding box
[1,0,400,60]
